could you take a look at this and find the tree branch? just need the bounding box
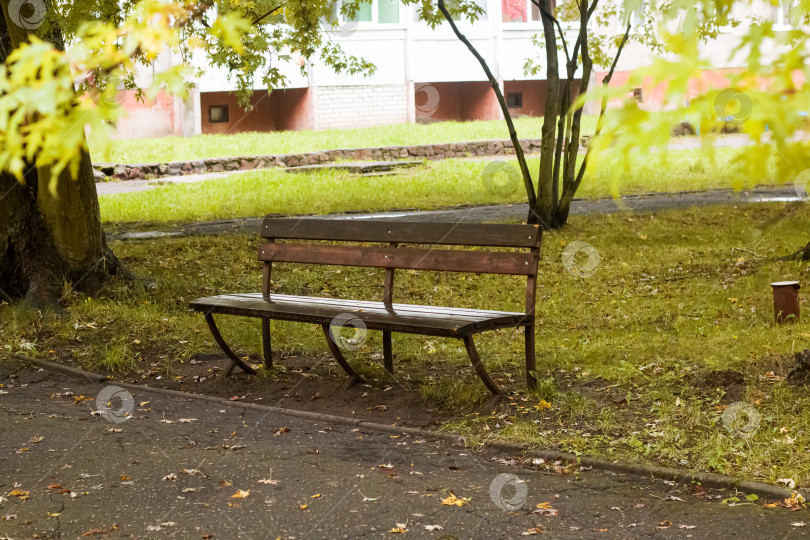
[573,21,632,191]
[437,0,536,207]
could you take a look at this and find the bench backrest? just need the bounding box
[259,218,541,315]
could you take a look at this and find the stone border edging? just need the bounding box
[18,355,804,502]
[93,138,545,181]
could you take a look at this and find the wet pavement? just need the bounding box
[1,357,807,539]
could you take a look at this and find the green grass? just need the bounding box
[3,202,810,486]
[91,116,598,164]
[99,146,775,224]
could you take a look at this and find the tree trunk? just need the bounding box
[0,2,130,307]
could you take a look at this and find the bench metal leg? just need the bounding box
[204,313,257,376]
[462,334,505,398]
[322,324,365,388]
[525,323,536,390]
[262,317,273,368]
[383,331,394,374]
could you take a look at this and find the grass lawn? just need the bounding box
[91,117,598,164]
[99,146,778,224]
[3,202,810,486]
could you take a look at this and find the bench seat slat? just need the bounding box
[258,243,536,275]
[227,293,522,318]
[262,218,541,248]
[190,293,527,337]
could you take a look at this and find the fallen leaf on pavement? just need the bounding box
[792,522,806,527]
[162,474,176,481]
[8,489,29,500]
[299,504,308,510]
[424,525,443,531]
[390,523,408,533]
[441,493,469,507]
[311,494,321,498]
[179,418,198,423]
[273,427,290,436]
[521,527,542,536]
[231,490,250,499]
[258,478,278,485]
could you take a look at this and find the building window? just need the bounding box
[506,92,523,108]
[775,1,796,28]
[337,0,400,24]
[422,0,487,22]
[209,105,229,124]
[503,0,554,23]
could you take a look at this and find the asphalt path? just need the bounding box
[1,358,807,539]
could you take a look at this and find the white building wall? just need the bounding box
[316,84,409,129]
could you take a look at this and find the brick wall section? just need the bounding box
[317,85,409,129]
[94,138,553,180]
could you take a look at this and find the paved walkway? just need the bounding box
[110,185,803,240]
[1,358,806,538]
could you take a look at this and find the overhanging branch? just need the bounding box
[437,0,537,207]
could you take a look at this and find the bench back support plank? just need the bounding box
[262,218,541,248]
[259,242,536,276]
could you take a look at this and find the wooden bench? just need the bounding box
[190,218,541,398]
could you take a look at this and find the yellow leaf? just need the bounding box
[299,504,308,510]
[440,493,469,507]
[231,489,250,499]
[536,502,552,509]
[8,489,29,499]
[310,494,321,498]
